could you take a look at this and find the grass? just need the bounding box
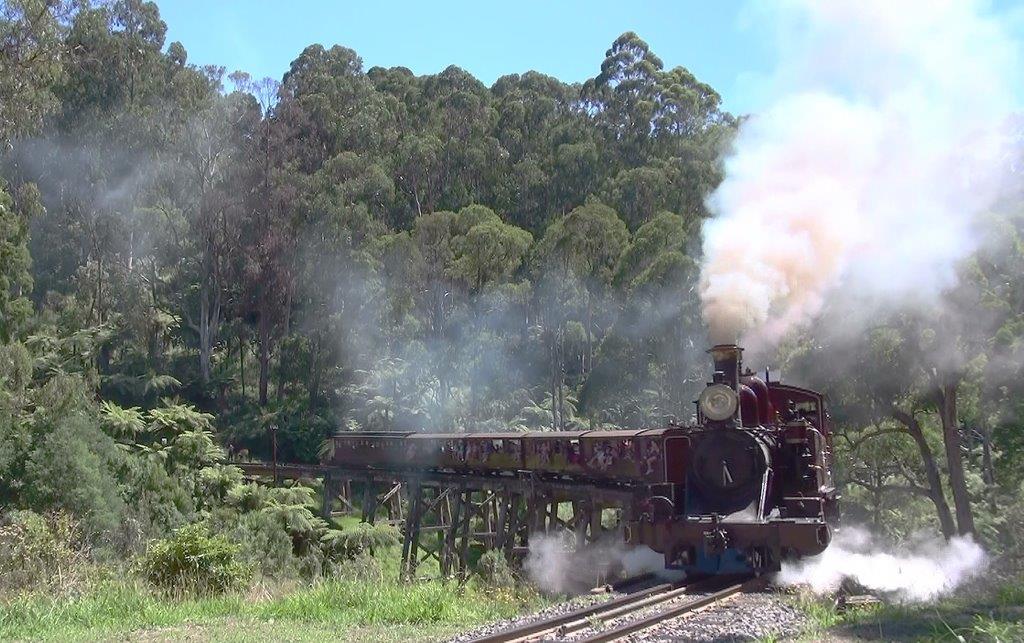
[788,576,1024,642]
[0,554,544,641]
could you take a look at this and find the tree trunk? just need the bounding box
[276,354,285,401]
[97,343,111,375]
[94,243,109,373]
[980,419,996,511]
[308,332,321,409]
[239,328,246,398]
[557,322,566,430]
[935,381,976,536]
[549,325,558,431]
[584,290,593,376]
[199,282,212,384]
[470,364,478,431]
[282,282,292,336]
[892,408,957,539]
[95,246,103,324]
[148,259,163,372]
[432,283,449,418]
[258,302,270,407]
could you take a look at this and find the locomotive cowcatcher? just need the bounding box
[324,344,837,575]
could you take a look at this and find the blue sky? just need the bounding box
[157,0,1023,116]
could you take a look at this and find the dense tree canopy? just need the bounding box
[2,0,1024,568]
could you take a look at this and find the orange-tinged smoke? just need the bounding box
[700,0,1019,351]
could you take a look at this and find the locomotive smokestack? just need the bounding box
[709,344,742,390]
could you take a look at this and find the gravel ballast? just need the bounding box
[448,584,810,642]
[448,592,614,643]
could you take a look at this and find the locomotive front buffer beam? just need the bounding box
[627,516,832,576]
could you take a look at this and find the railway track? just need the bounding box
[470,575,764,643]
[575,576,765,643]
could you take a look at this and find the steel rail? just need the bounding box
[608,572,654,592]
[468,580,685,643]
[575,576,763,643]
[554,578,722,637]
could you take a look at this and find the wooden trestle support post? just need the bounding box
[384,479,628,584]
[357,478,404,524]
[320,475,359,519]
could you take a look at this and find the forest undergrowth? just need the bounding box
[0,525,541,642]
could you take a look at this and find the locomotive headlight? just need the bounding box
[699,384,739,421]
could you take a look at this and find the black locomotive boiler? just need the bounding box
[325,344,837,575]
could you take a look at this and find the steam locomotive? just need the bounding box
[325,344,837,575]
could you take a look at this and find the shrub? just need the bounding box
[321,522,401,560]
[138,523,251,595]
[476,550,516,588]
[335,552,385,582]
[21,378,127,538]
[212,509,301,579]
[0,510,89,595]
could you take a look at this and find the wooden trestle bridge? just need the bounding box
[233,460,637,582]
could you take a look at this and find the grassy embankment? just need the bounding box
[0,540,544,642]
[788,578,1024,642]
[0,577,535,641]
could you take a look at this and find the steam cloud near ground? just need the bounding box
[777,526,987,602]
[524,532,676,594]
[700,0,1019,351]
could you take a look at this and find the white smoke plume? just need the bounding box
[701,0,1020,349]
[777,526,987,602]
[524,532,675,594]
